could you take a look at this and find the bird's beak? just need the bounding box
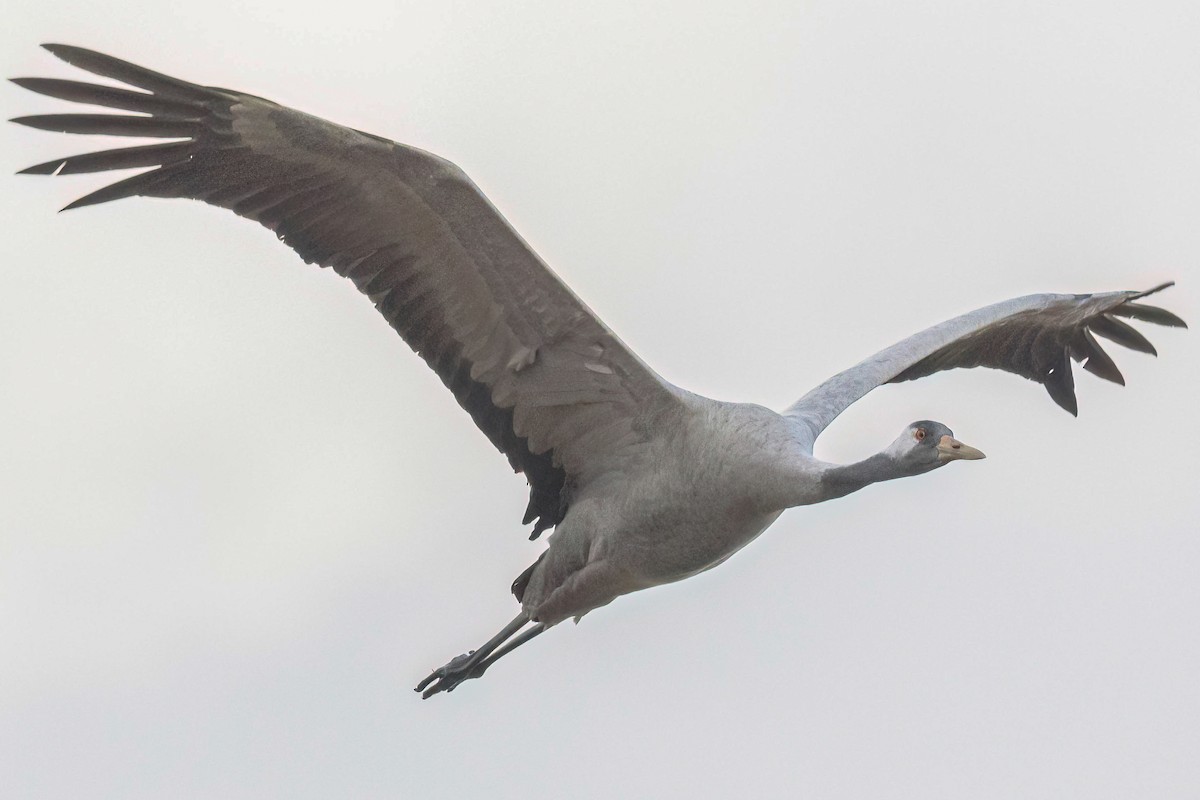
[937,434,986,462]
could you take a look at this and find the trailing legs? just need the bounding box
[416,613,547,699]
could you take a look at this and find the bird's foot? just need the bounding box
[415,651,488,699]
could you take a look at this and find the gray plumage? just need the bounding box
[12,45,1186,698]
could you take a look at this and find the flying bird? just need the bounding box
[12,45,1186,698]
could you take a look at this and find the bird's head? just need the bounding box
[887,420,986,475]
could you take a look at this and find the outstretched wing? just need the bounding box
[786,284,1185,442]
[12,44,682,538]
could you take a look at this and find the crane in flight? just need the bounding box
[12,45,1185,698]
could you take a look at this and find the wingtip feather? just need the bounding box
[1110,302,1188,329]
[1091,314,1158,356]
[40,43,85,65]
[61,193,109,212]
[1045,381,1079,416]
[33,44,209,100]
[1131,281,1175,300]
[42,43,86,59]
[17,160,63,176]
[56,166,170,211]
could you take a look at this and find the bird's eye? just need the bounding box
[915,428,926,441]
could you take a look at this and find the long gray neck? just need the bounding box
[820,452,907,500]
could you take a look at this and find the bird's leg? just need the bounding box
[416,613,530,699]
[472,622,546,673]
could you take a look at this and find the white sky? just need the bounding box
[2,2,1198,798]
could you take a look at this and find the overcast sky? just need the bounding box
[2,2,1198,798]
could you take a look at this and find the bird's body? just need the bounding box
[12,45,1185,697]
[524,396,806,625]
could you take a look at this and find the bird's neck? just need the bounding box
[819,452,907,500]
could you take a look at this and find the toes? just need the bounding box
[418,672,450,698]
[421,673,467,699]
[416,651,487,698]
[414,652,475,693]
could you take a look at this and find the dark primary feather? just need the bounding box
[37,43,214,99]
[9,77,194,115]
[18,141,192,175]
[10,113,201,137]
[12,44,678,538]
[1109,301,1187,328]
[888,283,1185,415]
